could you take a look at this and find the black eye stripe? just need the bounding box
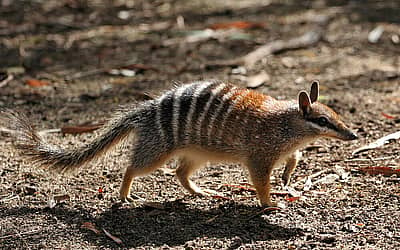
[308,117,338,131]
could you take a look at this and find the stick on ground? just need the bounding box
[207,16,329,68]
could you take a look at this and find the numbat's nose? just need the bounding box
[347,131,358,140]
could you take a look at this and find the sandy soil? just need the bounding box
[0,0,399,249]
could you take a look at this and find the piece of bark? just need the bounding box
[246,71,270,88]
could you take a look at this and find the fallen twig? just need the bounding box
[64,58,141,80]
[0,74,13,88]
[358,166,400,176]
[65,68,106,80]
[37,128,62,136]
[0,230,41,240]
[247,207,281,220]
[163,29,234,46]
[81,222,101,234]
[243,27,324,67]
[103,228,123,245]
[352,131,400,155]
[0,194,19,203]
[223,183,256,192]
[61,123,103,134]
[246,71,270,89]
[205,215,219,223]
[345,155,399,162]
[211,195,232,201]
[207,16,329,68]
[293,169,330,187]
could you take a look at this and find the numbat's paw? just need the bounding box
[120,195,134,203]
[259,200,279,208]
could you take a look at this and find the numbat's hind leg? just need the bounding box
[175,156,217,196]
[120,145,171,202]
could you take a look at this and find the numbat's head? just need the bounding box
[297,80,358,141]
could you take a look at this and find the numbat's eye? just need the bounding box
[317,117,328,126]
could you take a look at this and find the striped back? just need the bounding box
[153,81,268,149]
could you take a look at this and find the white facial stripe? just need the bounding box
[307,120,331,133]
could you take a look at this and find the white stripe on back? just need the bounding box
[206,86,237,138]
[216,89,248,140]
[195,83,226,141]
[156,92,169,139]
[171,84,192,145]
[184,81,214,144]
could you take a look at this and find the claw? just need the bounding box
[120,196,134,203]
[120,194,145,203]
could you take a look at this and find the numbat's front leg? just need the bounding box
[247,158,276,207]
[282,150,302,186]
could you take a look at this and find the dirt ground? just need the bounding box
[0,0,399,249]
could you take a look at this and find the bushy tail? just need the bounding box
[1,109,136,173]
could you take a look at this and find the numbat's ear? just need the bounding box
[298,91,312,115]
[310,80,319,103]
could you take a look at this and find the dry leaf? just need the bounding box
[121,63,158,72]
[352,131,400,155]
[0,73,13,88]
[47,197,56,208]
[108,69,135,77]
[358,166,400,176]
[54,194,70,202]
[286,196,300,202]
[270,190,290,196]
[382,112,395,119]
[314,174,339,184]
[209,21,265,30]
[246,71,270,88]
[81,222,101,234]
[142,201,165,209]
[26,79,49,87]
[211,195,232,200]
[61,123,103,134]
[103,228,123,244]
[223,184,256,192]
[261,207,281,213]
[334,165,350,180]
[303,176,313,191]
[281,57,297,68]
[392,34,400,44]
[285,186,302,197]
[205,215,219,223]
[368,26,384,43]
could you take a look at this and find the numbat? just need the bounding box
[2,80,357,207]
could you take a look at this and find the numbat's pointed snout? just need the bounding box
[345,130,358,141]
